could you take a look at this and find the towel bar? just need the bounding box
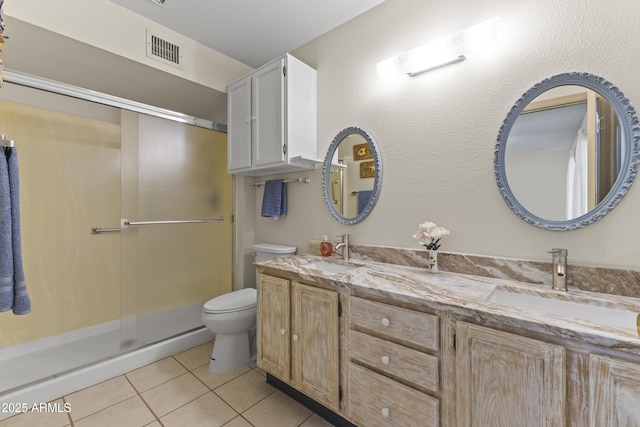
[123,217,224,226]
[92,217,224,234]
[0,135,14,147]
[252,177,310,188]
[91,227,122,234]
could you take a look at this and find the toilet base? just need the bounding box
[208,332,256,374]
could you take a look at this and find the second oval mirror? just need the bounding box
[495,73,640,230]
[322,127,382,224]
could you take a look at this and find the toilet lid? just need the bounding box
[203,288,257,313]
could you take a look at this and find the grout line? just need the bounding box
[125,356,189,393]
[123,374,162,424]
[222,414,257,427]
[297,413,314,427]
[143,371,211,422]
[222,383,278,416]
[64,377,138,424]
[62,396,74,427]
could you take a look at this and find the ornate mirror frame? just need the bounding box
[322,127,383,225]
[494,72,640,231]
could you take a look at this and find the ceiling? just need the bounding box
[4,1,385,123]
[109,0,386,68]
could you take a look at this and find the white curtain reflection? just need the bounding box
[566,113,588,219]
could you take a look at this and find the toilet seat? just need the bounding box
[203,288,257,314]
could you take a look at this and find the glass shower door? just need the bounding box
[120,111,232,349]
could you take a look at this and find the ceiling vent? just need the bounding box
[146,29,182,69]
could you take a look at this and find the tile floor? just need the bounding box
[0,341,334,427]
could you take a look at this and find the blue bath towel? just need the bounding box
[357,190,372,215]
[261,179,287,219]
[0,147,31,315]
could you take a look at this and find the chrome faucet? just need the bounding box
[335,234,350,261]
[548,248,568,292]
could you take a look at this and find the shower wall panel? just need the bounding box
[121,111,232,347]
[0,100,121,347]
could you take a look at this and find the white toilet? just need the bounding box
[202,243,296,374]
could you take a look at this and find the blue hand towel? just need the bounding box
[357,190,372,215]
[261,179,287,219]
[0,148,13,312]
[0,147,31,315]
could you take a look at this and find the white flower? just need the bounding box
[412,221,450,250]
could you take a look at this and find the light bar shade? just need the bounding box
[377,17,499,79]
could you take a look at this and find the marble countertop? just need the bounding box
[255,254,640,355]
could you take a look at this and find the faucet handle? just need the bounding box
[548,248,568,256]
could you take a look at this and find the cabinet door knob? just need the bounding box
[381,318,390,327]
[251,115,257,121]
[280,329,287,335]
[293,334,299,341]
[381,408,390,418]
[244,118,249,124]
[381,355,390,365]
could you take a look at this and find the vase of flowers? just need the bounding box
[412,221,450,273]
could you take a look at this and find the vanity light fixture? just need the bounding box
[377,17,499,79]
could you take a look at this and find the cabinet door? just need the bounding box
[227,76,252,172]
[257,275,290,381]
[252,58,286,168]
[291,282,340,411]
[590,354,640,426]
[456,322,566,427]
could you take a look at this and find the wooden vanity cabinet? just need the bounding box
[347,297,440,427]
[589,354,640,426]
[257,274,291,380]
[257,274,340,411]
[455,322,567,427]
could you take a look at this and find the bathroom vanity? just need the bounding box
[255,252,640,427]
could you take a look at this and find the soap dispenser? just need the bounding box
[320,235,333,257]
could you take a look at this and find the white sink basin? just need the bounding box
[487,287,640,333]
[299,260,358,275]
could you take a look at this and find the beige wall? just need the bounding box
[249,0,640,270]
[9,0,640,276]
[5,0,251,93]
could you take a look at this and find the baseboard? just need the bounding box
[266,373,356,427]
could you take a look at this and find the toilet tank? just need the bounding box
[253,243,297,263]
[254,243,296,284]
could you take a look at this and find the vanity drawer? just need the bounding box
[349,362,439,427]
[349,329,438,393]
[349,297,439,351]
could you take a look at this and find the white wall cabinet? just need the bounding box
[227,54,318,176]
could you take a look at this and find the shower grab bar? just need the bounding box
[92,217,224,234]
[92,227,122,234]
[123,217,224,226]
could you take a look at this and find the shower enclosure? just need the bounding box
[0,76,232,396]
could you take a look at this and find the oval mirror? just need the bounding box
[495,72,640,230]
[322,127,382,224]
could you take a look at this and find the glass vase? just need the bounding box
[427,249,439,273]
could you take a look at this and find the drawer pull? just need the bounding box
[381,407,390,418]
[381,317,390,327]
[293,334,299,341]
[381,355,390,365]
[280,329,287,336]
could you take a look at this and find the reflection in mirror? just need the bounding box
[495,73,640,230]
[323,127,382,224]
